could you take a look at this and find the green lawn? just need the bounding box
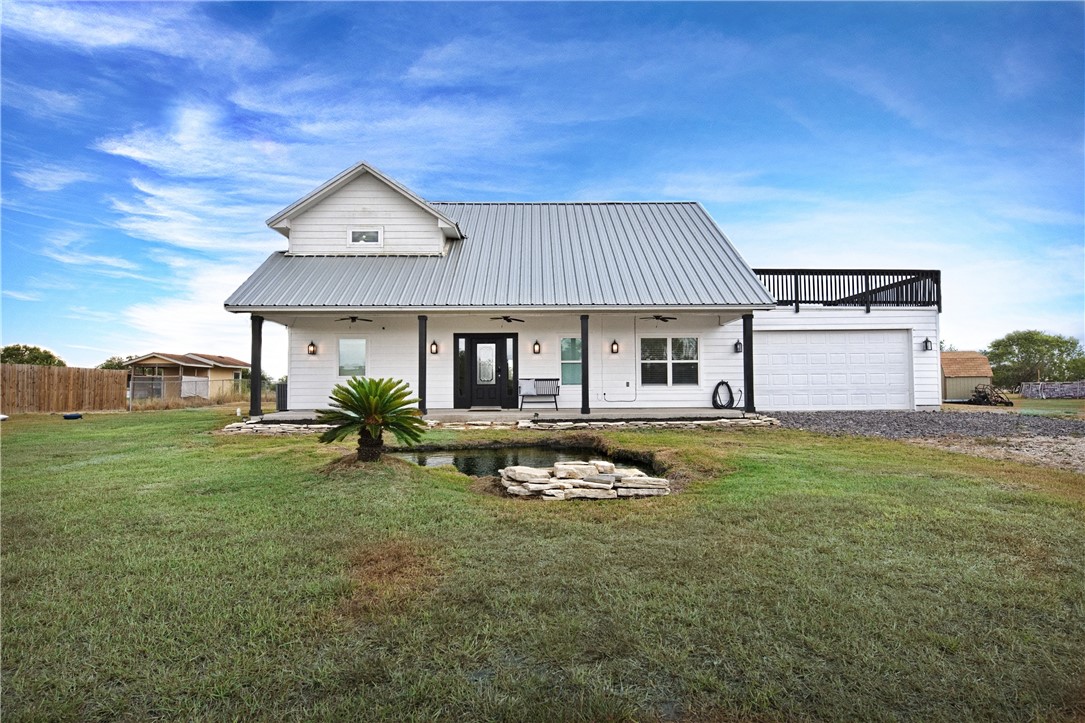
[3,409,1083,721]
[1007,394,1085,419]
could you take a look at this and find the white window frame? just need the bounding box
[639,336,700,387]
[337,337,368,378]
[346,227,384,250]
[559,336,583,386]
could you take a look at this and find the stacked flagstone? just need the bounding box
[498,460,669,500]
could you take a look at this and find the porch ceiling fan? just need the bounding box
[490,315,525,323]
[336,316,373,324]
[640,314,677,322]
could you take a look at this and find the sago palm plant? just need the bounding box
[316,377,426,461]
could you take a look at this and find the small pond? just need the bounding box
[391,446,648,478]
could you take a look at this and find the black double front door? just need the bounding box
[454,334,518,409]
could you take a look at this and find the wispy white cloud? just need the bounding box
[1,81,85,119]
[3,2,270,69]
[821,64,931,129]
[2,290,41,302]
[13,164,95,192]
[38,230,143,276]
[66,306,118,324]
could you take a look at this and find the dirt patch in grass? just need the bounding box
[907,435,1085,475]
[468,475,509,498]
[339,539,441,618]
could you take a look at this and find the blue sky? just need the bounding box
[2,1,1082,377]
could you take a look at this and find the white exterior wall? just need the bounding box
[287,174,446,255]
[749,306,942,410]
[276,312,747,410]
[271,306,940,411]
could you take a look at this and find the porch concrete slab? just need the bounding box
[255,408,746,424]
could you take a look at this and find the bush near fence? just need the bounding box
[1019,381,1085,399]
[1,364,128,413]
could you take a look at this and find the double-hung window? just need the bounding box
[640,337,699,385]
[560,337,582,385]
[338,338,367,377]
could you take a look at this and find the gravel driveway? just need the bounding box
[771,410,1085,474]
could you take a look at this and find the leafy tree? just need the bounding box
[1,344,66,366]
[1068,356,1085,382]
[983,330,1085,388]
[97,356,130,370]
[317,377,426,462]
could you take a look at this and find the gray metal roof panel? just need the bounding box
[225,202,776,309]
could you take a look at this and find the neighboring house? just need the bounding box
[940,351,993,401]
[226,163,942,414]
[124,352,249,399]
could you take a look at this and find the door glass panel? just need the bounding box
[506,338,516,397]
[477,343,496,385]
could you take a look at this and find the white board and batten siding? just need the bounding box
[286,174,447,255]
[750,306,941,411]
[274,307,940,411]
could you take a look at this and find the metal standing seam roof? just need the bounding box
[225,202,777,310]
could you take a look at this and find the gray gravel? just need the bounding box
[770,410,1085,439]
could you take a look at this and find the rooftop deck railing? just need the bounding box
[753,269,942,313]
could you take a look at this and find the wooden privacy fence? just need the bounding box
[1,364,128,413]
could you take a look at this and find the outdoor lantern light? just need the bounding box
[532,340,541,354]
[611,340,620,354]
[734,340,743,353]
[430,340,439,355]
[923,337,934,351]
[306,341,317,355]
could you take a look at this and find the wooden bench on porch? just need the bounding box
[518,377,560,411]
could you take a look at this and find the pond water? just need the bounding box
[391,446,646,478]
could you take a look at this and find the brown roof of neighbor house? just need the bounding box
[941,351,993,378]
[125,352,249,369]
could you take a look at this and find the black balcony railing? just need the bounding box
[753,269,941,313]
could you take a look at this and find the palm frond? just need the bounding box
[316,377,426,457]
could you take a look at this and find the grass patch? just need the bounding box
[3,410,1083,720]
[1007,394,1085,419]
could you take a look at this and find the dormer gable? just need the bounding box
[267,162,464,256]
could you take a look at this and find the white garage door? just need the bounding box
[754,330,912,410]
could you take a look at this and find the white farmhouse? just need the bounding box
[225,163,941,415]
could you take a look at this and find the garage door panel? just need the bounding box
[756,330,912,410]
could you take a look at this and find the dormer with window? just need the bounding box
[266,162,464,256]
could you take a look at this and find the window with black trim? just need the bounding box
[640,337,698,385]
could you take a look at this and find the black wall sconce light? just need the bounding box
[734,340,743,353]
[923,337,933,351]
[430,340,439,355]
[532,340,541,354]
[610,340,620,354]
[306,341,317,355]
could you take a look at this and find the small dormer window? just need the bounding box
[348,228,383,249]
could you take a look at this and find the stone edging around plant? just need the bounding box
[218,415,780,435]
[500,460,670,501]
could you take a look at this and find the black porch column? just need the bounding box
[580,314,590,414]
[417,315,428,415]
[249,314,263,417]
[742,313,755,413]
